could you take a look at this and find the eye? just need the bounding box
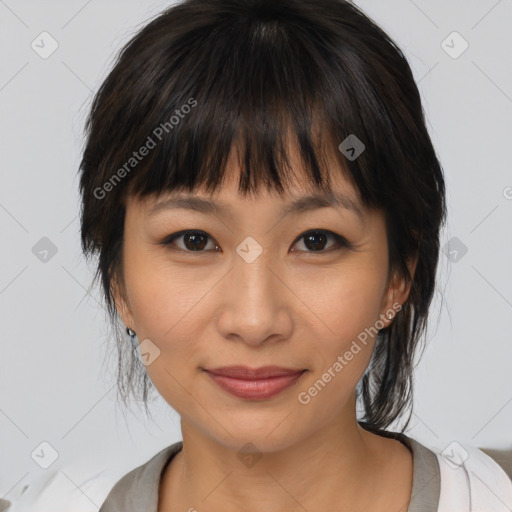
[160,230,220,252]
[290,230,351,253]
[159,229,350,254]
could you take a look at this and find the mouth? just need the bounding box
[203,365,307,379]
[202,366,308,400]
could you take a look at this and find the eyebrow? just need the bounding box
[147,190,366,222]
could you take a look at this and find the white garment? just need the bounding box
[436,443,512,512]
[0,467,116,512]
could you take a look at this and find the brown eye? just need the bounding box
[291,230,350,253]
[161,230,219,252]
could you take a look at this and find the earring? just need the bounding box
[387,313,393,320]
[126,327,137,343]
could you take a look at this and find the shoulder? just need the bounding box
[99,440,183,512]
[408,437,512,512]
[437,441,512,511]
[0,462,126,512]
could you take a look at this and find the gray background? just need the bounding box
[1,0,511,506]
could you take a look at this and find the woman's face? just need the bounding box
[113,144,413,452]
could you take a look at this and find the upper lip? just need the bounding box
[204,366,306,380]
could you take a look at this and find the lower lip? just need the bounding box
[204,371,306,400]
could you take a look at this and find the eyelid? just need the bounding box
[159,229,220,252]
[159,229,352,253]
[291,230,353,253]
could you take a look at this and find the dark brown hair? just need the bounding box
[78,0,447,431]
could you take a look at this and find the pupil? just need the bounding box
[304,232,326,251]
[185,233,207,250]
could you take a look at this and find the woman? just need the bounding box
[77,0,512,510]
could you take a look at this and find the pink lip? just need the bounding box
[203,366,307,400]
[204,365,305,379]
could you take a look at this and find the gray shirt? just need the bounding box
[99,432,440,511]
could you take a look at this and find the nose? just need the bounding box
[215,253,293,346]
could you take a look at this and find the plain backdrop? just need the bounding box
[1,0,511,504]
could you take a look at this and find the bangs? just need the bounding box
[96,4,397,208]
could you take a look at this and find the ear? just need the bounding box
[380,255,418,326]
[111,274,136,330]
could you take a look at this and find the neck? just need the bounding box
[159,397,410,512]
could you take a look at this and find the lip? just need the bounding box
[203,366,307,400]
[204,365,306,379]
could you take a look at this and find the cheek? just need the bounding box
[122,246,220,369]
[295,287,382,415]
[123,240,185,328]
[123,256,210,413]
[296,262,386,392]
[298,261,386,342]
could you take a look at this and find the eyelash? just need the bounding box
[159,229,352,254]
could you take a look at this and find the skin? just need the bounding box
[113,140,418,512]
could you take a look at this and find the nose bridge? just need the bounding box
[216,241,292,344]
[234,231,277,298]
[236,247,275,305]
[234,242,279,316]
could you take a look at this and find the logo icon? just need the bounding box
[441,31,469,59]
[236,236,263,263]
[31,441,59,469]
[31,32,59,59]
[338,134,365,161]
[237,442,262,468]
[442,236,468,263]
[32,237,58,263]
